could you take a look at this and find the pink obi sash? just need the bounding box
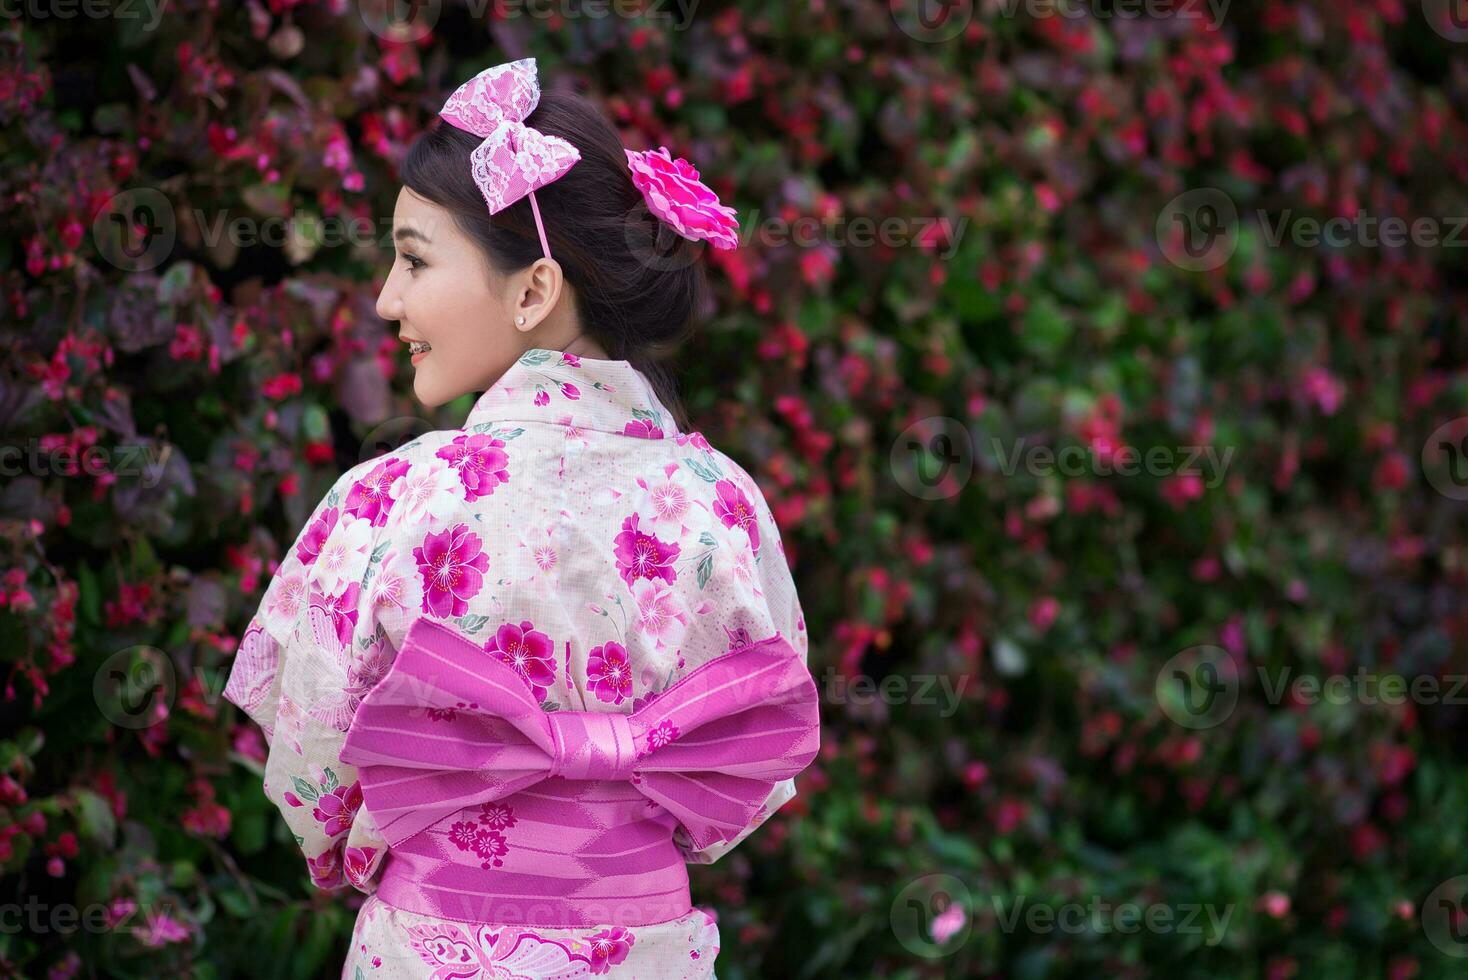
[340,617,821,927]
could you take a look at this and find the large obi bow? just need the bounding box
[339,617,821,849]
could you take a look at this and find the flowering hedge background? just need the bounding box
[3,1,1468,977]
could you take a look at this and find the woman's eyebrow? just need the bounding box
[393,227,432,245]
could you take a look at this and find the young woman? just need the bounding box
[223,59,820,979]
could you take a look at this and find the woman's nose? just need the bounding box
[374,271,399,322]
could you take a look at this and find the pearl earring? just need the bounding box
[516,316,526,325]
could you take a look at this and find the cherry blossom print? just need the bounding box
[586,641,633,704]
[623,418,664,439]
[272,690,308,755]
[344,456,411,526]
[711,479,760,556]
[612,512,680,586]
[414,524,490,618]
[582,926,635,974]
[630,578,690,651]
[484,620,556,702]
[306,582,361,651]
[263,571,307,631]
[295,506,340,566]
[306,630,393,731]
[436,433,510,501]
[710,519,757,589]
[643,719,680,756]
[674,430,712,453]
[367,547,424,616]
[343,845,380,889]
[390,458,461,524]
[446,819,510,869]
[513,524,560,584]
[309,511,374,594]
[306,843,344,888]
[478,801,516,831]
[633,463,696,539]
[312,779,364,838]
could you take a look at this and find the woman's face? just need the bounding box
[374,187,525,408]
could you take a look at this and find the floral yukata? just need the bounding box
[223,349,819,980]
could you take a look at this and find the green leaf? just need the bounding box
[454,613,491,635]
[1020,296,1072,359]
[290,775,320,805]
[75,789,117,846]
[696,553,713,590]
[241,182,291,218]
[683,455,721,483]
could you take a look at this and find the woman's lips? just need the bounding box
[406,339,431,365]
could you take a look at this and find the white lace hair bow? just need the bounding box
[438,58,581,260]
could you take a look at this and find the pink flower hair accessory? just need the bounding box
[624,146,740,251]
[439,58,580,261]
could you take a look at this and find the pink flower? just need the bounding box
[309,583,361,648]
[712,479,760,555]
[612,513,680,586]
[623,418,665,440]
[1161,472,1205,510]
[587,641,632,704]
[136,911,192,947]
[343,845,379,888]
[296,506,339,566]
[583,926,635,973]
[1029,596,1059,633]
[436,433,511,501]
[624,146,740,250]
[1301,367,1344,415]
[414,524,490,617]
[485,621,557,701]
[930,902,967,944]
[477,802,516,830]
[312,781,364,838]
[306,844,344,887]
[644,719,680,754]
[344,457,410,526]
[675,430,711,453]
[1257,891,1291,919]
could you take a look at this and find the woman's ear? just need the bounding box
[514,259,565,329]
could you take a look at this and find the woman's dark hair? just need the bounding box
[399,87,711,434]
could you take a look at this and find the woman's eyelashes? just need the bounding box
[400,252,425,272]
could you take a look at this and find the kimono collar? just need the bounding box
[462,347,680,440]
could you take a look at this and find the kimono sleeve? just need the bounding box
[674,472,816,867]
[223,463,391,894]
